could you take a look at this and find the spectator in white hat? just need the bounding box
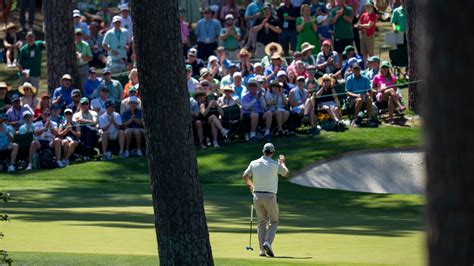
[103,15,130,73]
[116,4,133,39]
[59,108,81,166]
[231,72,247,100]
[185,48,205,77]
[121,96,144,157]
[219,13,241,60]
[18,110,35,134]
[99,100,125,160]
[73,11,90,39]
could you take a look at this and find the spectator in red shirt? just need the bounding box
[356,2,377,62]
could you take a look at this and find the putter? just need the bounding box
[245,204,254,251]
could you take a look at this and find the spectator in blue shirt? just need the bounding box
[241,78,273,142]
[52,74,76,109]
[195,7,222,60]
[83,67,102,98]
[264,53,286,81]
[345,62,376,127]
[121,96,144,157]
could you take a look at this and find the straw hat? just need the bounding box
[221,85,235,94]
[0,82,11,91]
[19,82,37,95]
[271,52,283,60]
[264,42,283,56]
[317,74,336,87]
[5,23,18,31]
[301,42,315,54]
[199,68,211,79]
[238,48,250,58]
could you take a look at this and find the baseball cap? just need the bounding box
[185,64,192,71]
[89,67,97,73]
[381,61,391,68]
[253,62,263,69]
[61,74,72,80]
[129,96,138,104]
[90,21,99,28]
[276,70,287,78]
[352,62,361,69]
[270,80,281,87]
[119,4,129,11]
[75,28,83,35]
[23,110,32,118]
[263,3,272,9]
[112,15,122,24]
[225,14,234,20]
[73,12,81,18]
[233,72,242,78]
[262,143,275,153]
[343,45,356,55]
[368,56,380,63]
[297,75,306,81]
[102,67,111,74]
[208,55,218,63]
[188,48,197,56]
[64,108,73,115]
[322,40,332,46]
[80,97,89,104]
[71,89,81,97]
[247,77,258,85]
[105,100,115,108]
[128,86,138,93]
[10,94,20,102]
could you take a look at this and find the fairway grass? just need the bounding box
[1,126,425,265]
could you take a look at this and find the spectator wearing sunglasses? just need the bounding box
[58,108,81,166]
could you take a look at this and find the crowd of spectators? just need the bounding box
[0,0,408,173]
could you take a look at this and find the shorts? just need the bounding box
[100,130,119,140]
[334,38,354,54]
[125,128,144,134]
[243,112,265,121]
[318,101,337,109]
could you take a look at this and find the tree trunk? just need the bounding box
[43,0,80,94]
[420,0,474,265]
[405,0,419,113]
[130,1,214,265]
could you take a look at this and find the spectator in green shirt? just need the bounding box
[75,28,93,86]
[329,0,354,61]
[18,32,45,90]
[390,1,407,47]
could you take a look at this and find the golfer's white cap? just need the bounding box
[263,143,275,153]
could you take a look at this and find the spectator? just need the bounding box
[0,0,13,30]
[241,78,272,142]
[244,0,264,51]
[19,0,36,32]
[121,86,142,114]
[219,14,241,60]
[220,0,241,22]
[19,82,38,110]
[195,7,221,60]
[231,72,247,100]
[291,0,305,8]
[265,80,289,136]
[88,21,107,67]
[218,85,241,108]
[356,2,377,62]
[294,60,308,79]
[199,92,229,148]
[261,42,285,68]
[200,68,220,93]
[27,108,64,171]
[73,97,98,159]
[18,31,45,89]
[0,113,18,173]
[216,46,232,75]
[220,63,237,87]
[0,83,11,113]
[317,14,333,42]
[300,42,317,66]
[186,48,205,78]
[7,94,31,130]
[391,0,406,46]
[52,74,76,108]
[99,68,123,102]
[252,3,282,58]
[73,10,90,38]
[372,61,406,123]
[277,0,299,56]
[207,56,221,80]
[34,93,50,120]
[306,65,319,91]
[310,0,328,15]
[316,40,341,75]
[67,89,82,113]
[296,4,319,55]
[123,68,140,98]
[50,104,65,125]
[187,64,199,96]
[341,45,364,73]
[345,62,376,127]
[289,76,314,132]
[244,62,264,85]
[75,29,93,85]
[365,55,380,81]
[314,74,342,124]
[121,96,144,157]
[3,23,21,68]
[190,92,206,149]
[265,53,286,81]
[18,110,34,134]
[58,108,81,166]
[91,87,110,116]
[99,100,125,160]
[103,16,130,73]
[237,48,253,77]
[276,70,293,94]
[83,67,101,99]
[329,0,354,62]
[116,4,133,39]
[180,8,190,58]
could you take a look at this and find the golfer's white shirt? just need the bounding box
[244,156,286,194]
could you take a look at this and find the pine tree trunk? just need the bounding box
[405,0,419,113]
[130,1,214,265]
[43,0,80,94]
[420,0,474,264]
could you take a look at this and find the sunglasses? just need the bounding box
[202,84,209,87]
[65,112,72,115]
[297,79,305,82]
[43,113,51,116]
[81,102,89,105]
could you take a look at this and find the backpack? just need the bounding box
[39,149,57,169]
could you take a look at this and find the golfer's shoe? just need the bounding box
[259,251,266,257]
[263,241,274,257]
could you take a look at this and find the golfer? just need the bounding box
[243,143,289,257]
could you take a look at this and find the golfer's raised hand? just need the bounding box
[278,154,286,164]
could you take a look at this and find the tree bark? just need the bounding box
[420,0,474,265]
[405,0,419,113]
[43,0,80,94]
[130,1,214,265]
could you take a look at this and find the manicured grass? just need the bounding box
[0,126,424,265]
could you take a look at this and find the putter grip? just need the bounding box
[250,204,254,220]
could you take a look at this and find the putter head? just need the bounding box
[246,246,254,251]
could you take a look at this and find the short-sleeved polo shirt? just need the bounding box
[244,156,287,194]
